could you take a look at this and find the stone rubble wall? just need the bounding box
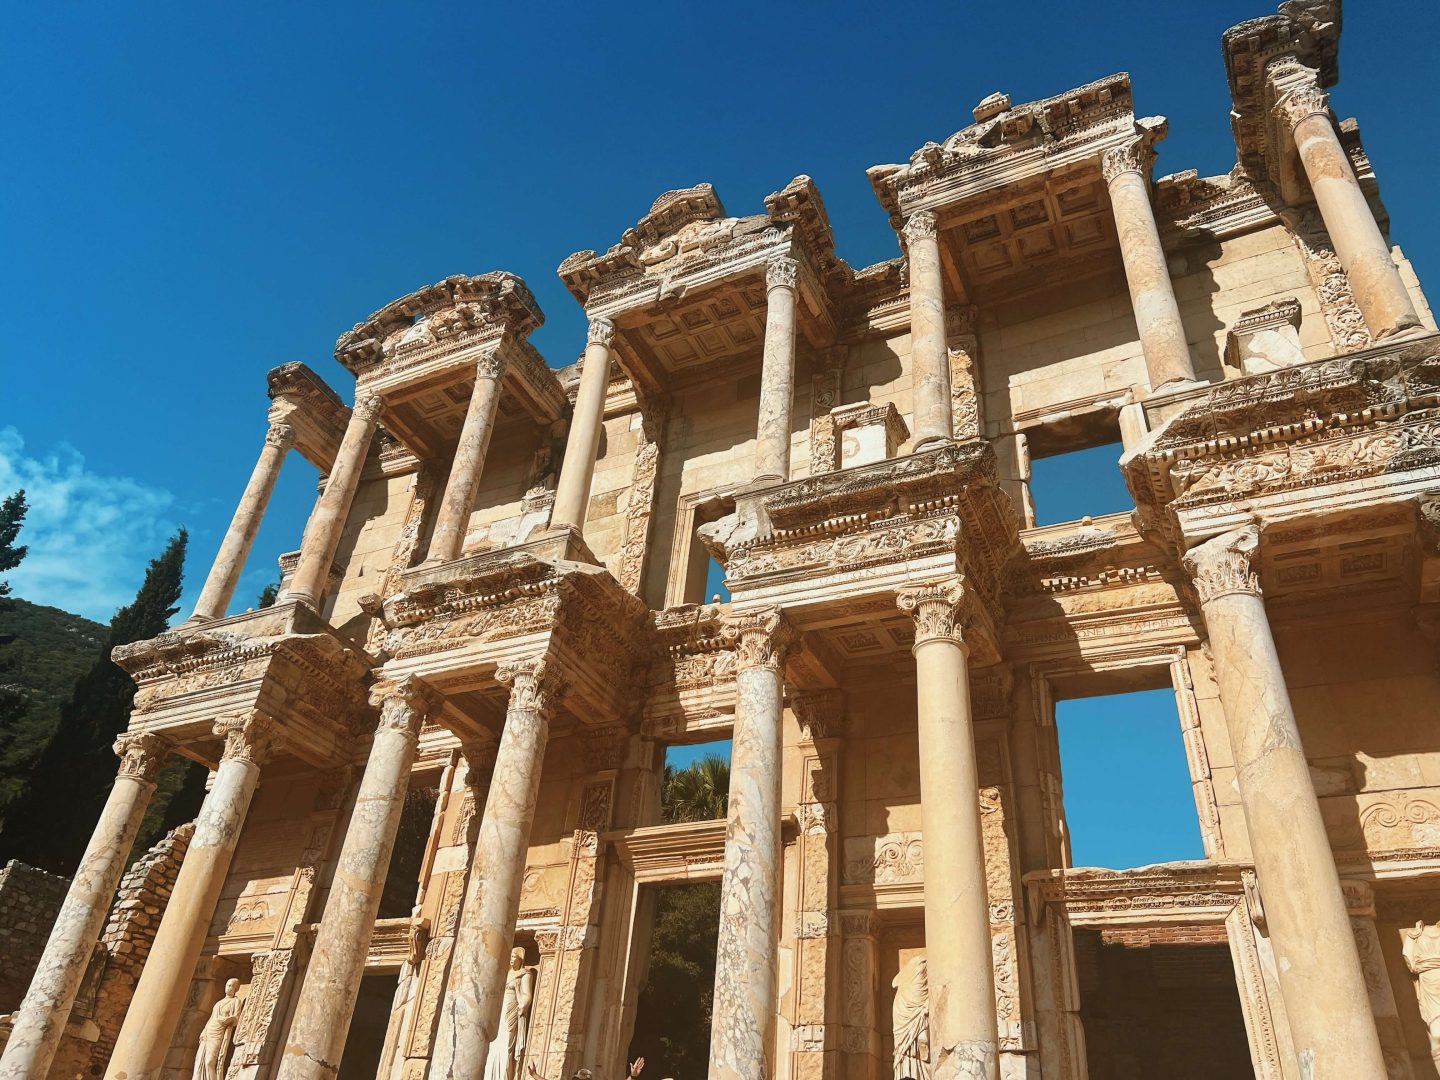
[0,861,71,1012]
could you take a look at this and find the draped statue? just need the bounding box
[1404,920,1440,1067]
[485,948,535,1080]
[192,978,244,1080]
[892,954,930,1080]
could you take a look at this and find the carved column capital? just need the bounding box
[896,578,967,647]
[113,731,172,785]
[461,739,499,787]
[792,689,846,742]
[722,608,798,672]
[586,316,616,348]
[1183,524,1262,604]
[351,394,384,424]
[901,210,937,244]
[370,676,441,737]
[496,656,567,717]
[476,352,506,381]
[214,711,284,766]
[264,422,297,451]
[1275,82,1330,130]
[582,722,629,771]
[766,255,798,291]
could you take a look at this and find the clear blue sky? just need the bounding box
[2,3,1432,862]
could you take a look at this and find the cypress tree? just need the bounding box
[0,490,32,810]
[0,490,27,600]
[0,528,189,872]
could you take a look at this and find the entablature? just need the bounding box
[266,362,349,473]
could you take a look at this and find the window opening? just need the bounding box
[660,740,732,824]
[1028,440,1131,526]
[1055,688,1202,868]
[377,785,439,918]
[627,881,721,1078]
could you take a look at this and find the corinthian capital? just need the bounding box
[586,316,616,348]
[352,394,384,424]
[370,676,441,737]
[1275,82,1330,131]
[792,689,846,743]
[214,710,284,766]
[264,422,297,451]
[496,656,567,717]
[1182,524,1262,604]
[901,210,937,244]
[896,578,967,646]
[722,608,798,672]
[1101,116,1167,184]
[113,731,172,785]
[476,352,506,381]
[766,255,799,291]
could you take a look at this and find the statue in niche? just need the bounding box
[192,978,244,1080]
[892,954,931,1080]
[485,948,535,1080]
[1403,920,1440,1067]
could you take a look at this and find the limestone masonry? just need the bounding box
[3,1,1439,1077]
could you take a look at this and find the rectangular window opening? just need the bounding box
[660,740,732,824]
[682,495,735,605]
[376,785,439,919]
[1055,687,1203,870]
[1026,413,1131,527]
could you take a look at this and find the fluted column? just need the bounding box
[709,609,796,1080]
[0,734,170,1080]
[106,712,283,1080]
[896,581,997,1080]
[1275,75,1422,340]
[1103,123,1197,390]
[276,679,439,1080]
[287,395,382,608]
[1183,525,1387,1077]
[428,356,506,562]
[903,211,953,450]
[431,658,565,1080]
[191,421,295,622]
[754,257,799,483]
[552,317,614,533]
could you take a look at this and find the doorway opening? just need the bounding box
[626,880,721,1078]
[1075,927,1254,1079]
[336,974,397,1080]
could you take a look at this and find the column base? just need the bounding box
[532,525,600,567]
[1146,376,1210,398]
[911,435,954,454]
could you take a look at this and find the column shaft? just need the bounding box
[431,659,563,1080]
[288,397,381,608]
[429,359,505,563]
[754,258,799,483]
[1185,526,1387,1077]
[276,681,436,1080]
[106,714,280,1080]
[0,736,169,1080]
[898,583,997,1080]
[904,212,953,450]
[1104,137,1196,390]
[551,318,614,532]
[192,423,294,621]
[709,611,792,1080]
[1282,89,1422,340]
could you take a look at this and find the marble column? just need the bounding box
[551,317,614,533]
[754,257,799,484]
[191,421,295,622]
[896,581,998,1080]
[431,658,566,1080]
[428,356,506,563]
[1275,77,1422,340]
[709,609,795,1080]
[0,734,170,1080]
[1183,524,1387,1077]
[903,211,953,450]
[1103,128,1197,390]
[106,712,282,1080]
[287,395,382,609]
[276,679,438,1080]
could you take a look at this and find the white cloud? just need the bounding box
[0,427,184,623]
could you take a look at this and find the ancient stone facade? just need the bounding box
[3,2,1440,1078]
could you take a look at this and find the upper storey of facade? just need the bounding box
[112,0,1439,774]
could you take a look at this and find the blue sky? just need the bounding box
[2,4,1433,859]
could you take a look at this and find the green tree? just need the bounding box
[0,529,190,872]
[627,881,721,1078]
[0,490,26,601]
[257,581,280,609]
[660,753,729,823]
